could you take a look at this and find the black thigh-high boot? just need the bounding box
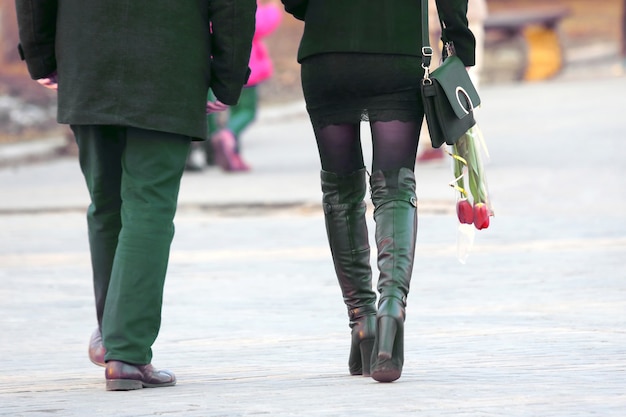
[369,168,418,382]
[321,168,377,376]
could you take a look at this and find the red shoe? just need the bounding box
[230,153,251,172]
[211,130,238,171]
[416,148,445,162]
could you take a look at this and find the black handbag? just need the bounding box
[420,0,481,148]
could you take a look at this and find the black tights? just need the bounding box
[313,120,421,176]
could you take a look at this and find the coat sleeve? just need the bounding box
[281,0,307,21]
[434,0,476,67]
[15,0,58,79]
[209,0,257,105]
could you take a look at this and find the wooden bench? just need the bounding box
[484,7,571,81]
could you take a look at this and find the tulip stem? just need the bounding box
[453,128,488,205]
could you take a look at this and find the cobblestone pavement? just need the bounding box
[0,74,625,416]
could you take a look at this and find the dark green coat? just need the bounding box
[16,0,256,140]
[281,0,475,67]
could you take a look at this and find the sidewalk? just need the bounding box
[0,98,457,214]
[1,39,623,176]
[1,59,625,416]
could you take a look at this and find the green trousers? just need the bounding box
[72,125,191,365]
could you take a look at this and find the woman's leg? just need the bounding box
[313,123,365,175]
[368,120,420,382]
[370,120,420,172]
[314,122,377,376]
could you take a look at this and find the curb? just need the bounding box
[0,198,455,217]
[0,100,309,169]
[0,135,67,168]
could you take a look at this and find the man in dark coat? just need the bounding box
[15,0,256,391]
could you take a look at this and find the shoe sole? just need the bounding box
[106,379,143,391]
[106,379,176,391]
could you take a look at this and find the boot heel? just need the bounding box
[376,316,397,360]
[348,314,376,376]
[371,315,403,383]
[359,338,375,377]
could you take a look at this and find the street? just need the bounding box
[0,73,625,416]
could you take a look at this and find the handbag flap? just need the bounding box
[430,55,481,119]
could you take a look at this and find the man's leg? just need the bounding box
[73,125,124,334]
[103,127,190,365]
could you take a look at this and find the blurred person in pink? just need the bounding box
[202,0,282,172]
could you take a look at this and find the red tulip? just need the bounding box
[456,199,473,224]
[473,202,490,230]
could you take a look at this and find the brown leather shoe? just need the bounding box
[88,328,106,367]
[105,360,176,391]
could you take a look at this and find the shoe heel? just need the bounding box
[106,379,143,391]
[360,338,375,377]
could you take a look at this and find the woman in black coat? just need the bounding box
[281,0,476,382]
[16,0,256,390]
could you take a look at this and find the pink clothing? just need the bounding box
[246,3,282,86]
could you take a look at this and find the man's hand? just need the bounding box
[36,71,58,90]
[206,99,229,114]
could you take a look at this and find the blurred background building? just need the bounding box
[0,2,59,143]
[1,0,625,145]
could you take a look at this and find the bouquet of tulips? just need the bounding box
[450,125,494,229]
[448,125,494,262]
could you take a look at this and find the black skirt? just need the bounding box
[301,53,425,129]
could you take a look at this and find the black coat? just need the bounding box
[281,0,475,67]
[16,0,256,140]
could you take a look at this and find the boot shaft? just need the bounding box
[321,168,376,318]
[321,169,368,206]
[370,168,417,210]
[369,168,418,303]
